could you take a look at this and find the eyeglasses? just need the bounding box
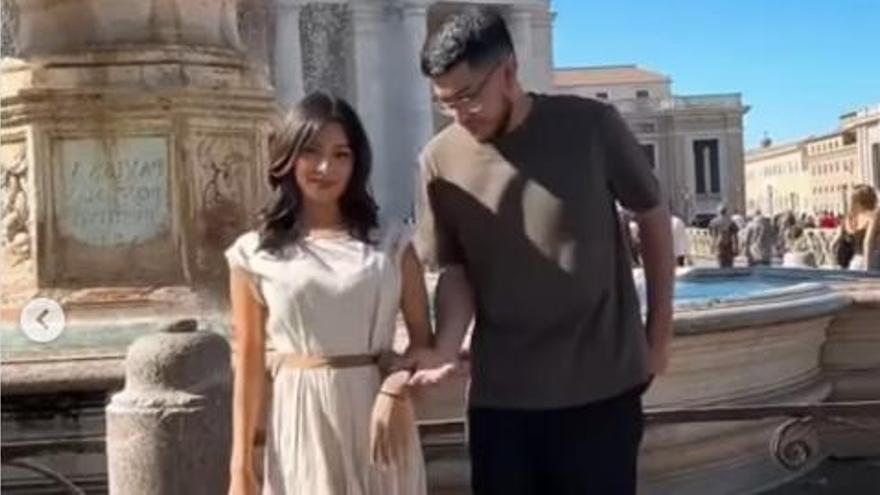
[433,60,505,117]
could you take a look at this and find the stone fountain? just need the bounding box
[1,0,275,307]
[1,0,275,490]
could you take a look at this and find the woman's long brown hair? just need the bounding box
[258,92,379,253]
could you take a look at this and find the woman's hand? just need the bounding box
[228,465,259,495]
[370,390,415,469]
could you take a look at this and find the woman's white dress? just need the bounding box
[225,225,426,495]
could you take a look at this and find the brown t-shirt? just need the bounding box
[415,94,661,409]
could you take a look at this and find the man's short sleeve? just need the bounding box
[413,151,464,270]
[600,104,662,212]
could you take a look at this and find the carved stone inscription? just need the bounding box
[54,137,169,246]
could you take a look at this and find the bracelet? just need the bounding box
[379,389,406,400]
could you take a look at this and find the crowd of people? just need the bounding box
[623,185,880,272]
[704,185,880,271]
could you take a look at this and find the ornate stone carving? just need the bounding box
[192,134,256,279]
[1,142,30,263]
[769,417,820,471]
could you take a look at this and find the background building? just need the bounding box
[241,0,555,222]
[745,105,879,215]
[553,65,748,224]
[805,132,861,214]
[841,105,880,188]
[744,140,808,215]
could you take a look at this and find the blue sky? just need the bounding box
[550,0,880,149]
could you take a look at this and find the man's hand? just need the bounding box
[636,202,675,378]
[407,347,461,387]
[647,342,670,376]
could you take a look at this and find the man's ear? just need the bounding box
[506,56,519,80]
[503,56,522,93]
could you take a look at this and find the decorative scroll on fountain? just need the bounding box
[769,418,821,471]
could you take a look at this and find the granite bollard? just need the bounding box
[106,319,231,494]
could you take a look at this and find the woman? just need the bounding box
[842,184,880,271]
[227,93,430,494]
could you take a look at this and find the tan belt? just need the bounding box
[267,352,379,378]
[256,352,380,447]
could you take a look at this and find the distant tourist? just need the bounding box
[629,217,643,266]
[226,93,429,495]
[843,185,880,270]
[782,225,817,268]
[832,224,856,269]
[800,212,816,229]
[819,211,838,229]
[412,7,674,494]
[709,205,739,268]
[743,210,775,266]
[617,207,642,266]
[777,211,797,256]
[671,213,689,267]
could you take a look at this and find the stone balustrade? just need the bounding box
[686,228,839,267]
[687,228,715,259]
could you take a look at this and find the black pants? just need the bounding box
[468,385,646,495]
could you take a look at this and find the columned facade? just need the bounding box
[254,0,554,222]
[274,0,306,108]
[841,105,880,189]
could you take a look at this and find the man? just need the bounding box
[409,7,674,494]
[708,205,738,268]
[743,210,775,266]
[671,212,689,267]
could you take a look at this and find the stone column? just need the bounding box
[727,124,747,214]
[106,320,232,495]
[274,0,305,108]
[350,2,394,219]
[507,6,536,91]
[530,8,554,93]
[395,1,434,221]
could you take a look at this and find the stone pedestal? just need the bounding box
[1,0,275,302]
[106,320,231,495]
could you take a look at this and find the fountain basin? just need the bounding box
[2,269,878,493]
[420,267,880,494]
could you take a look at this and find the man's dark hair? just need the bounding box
[420,7,514,77]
